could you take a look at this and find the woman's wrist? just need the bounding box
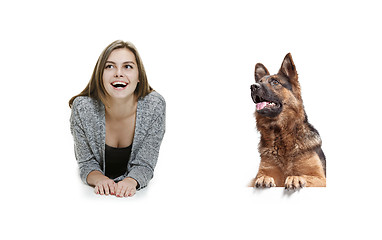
[87,170,109,186]
[123,177,138,188]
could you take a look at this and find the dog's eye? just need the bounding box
[270,79,280,86]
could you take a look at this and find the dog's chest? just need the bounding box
[260,131,299,161]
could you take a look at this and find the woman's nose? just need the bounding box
[114,68,124,78]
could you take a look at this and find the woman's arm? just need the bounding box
[70,98,104,185]
[126,98,166,190]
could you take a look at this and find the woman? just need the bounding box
[69,40,165,198]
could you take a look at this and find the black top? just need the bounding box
[105,144,132,179]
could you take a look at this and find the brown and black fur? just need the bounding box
[249,53,326,190]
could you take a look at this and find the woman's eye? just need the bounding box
[125,65,133,69]
[105,64,114,69]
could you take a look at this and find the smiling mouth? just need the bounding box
[111,81,128,89]
[254,95,280,111]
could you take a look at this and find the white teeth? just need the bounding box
[265,102,276,107]
[112,81,127,86]
[111,81,128,89]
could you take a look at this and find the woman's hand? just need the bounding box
[115,177,137,197]
[94,178,116,196]
[87,171,137,197]
[87,171,116,195]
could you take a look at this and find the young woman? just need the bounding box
[69,40,166,198]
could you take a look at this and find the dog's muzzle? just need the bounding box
[250,83,261,92]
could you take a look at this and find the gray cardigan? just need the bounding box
[70,91,166,190]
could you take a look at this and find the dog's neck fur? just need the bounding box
[256,103,315,156]
[257,112,321,160]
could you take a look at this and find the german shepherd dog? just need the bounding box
[249,53,326,190]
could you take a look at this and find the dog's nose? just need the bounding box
[251,83,260,91]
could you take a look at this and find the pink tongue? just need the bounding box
[256,102,268,111]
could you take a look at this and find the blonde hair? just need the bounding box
[69,40,153,108]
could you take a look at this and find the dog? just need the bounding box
[249,53,326,190]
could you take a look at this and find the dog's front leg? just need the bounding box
[284,175,326,190]
[251,157,284,188]
[285,153,326,190]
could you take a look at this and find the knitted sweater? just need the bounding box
[70,91,166,190]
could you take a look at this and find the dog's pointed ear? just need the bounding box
[278,53,297,80]
[255,63,269,82]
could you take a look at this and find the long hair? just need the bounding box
[69,40,153,108]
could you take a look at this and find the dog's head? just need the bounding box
[251,53,302,118]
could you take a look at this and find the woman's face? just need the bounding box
[103,48,139,101]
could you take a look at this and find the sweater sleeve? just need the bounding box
[127,100,166,190]
[70,99,103,185]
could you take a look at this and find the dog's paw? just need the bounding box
[284,176,307,190]
[254,176,276,188]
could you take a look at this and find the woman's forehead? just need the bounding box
[107,48,136,62]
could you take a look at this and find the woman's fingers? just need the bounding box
[126,187,136,197]
[115,183,126,197]
[103,183,110,195]
[109,182,116,195]
[115,178,137,197]
[94,178,115,195]
[94,178,136,197]
[124,188,129,197]
[99,183,105,195]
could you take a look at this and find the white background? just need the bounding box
[1,0,381,239]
